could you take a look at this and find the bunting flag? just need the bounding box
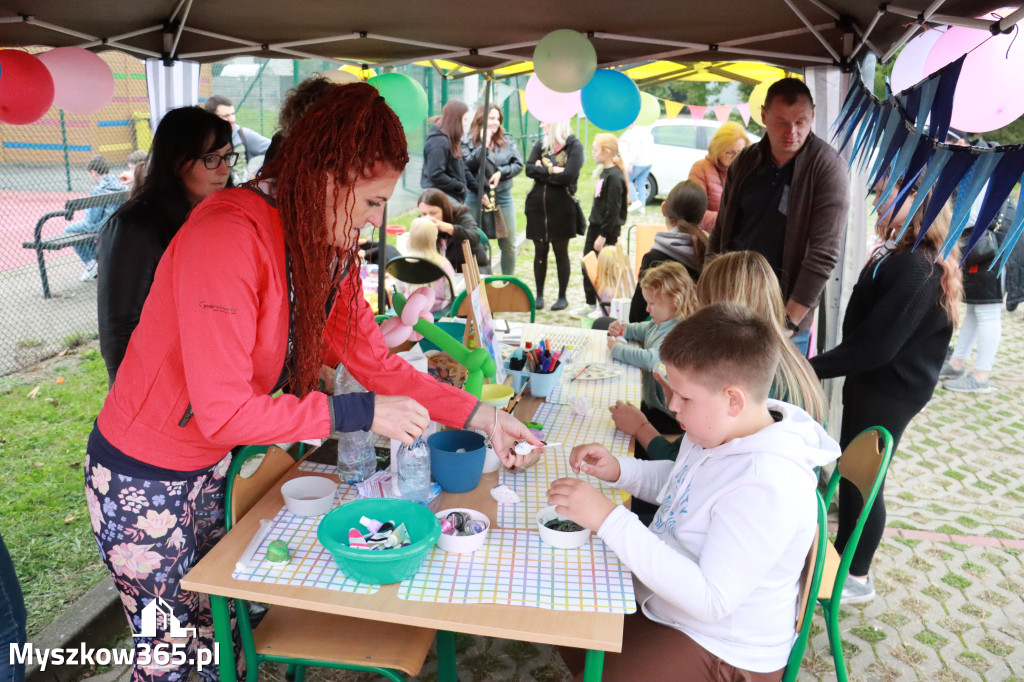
[713,105,733,123]
[663,100,685,120]
[832,54,1024,272]
[519,89,528,116]
[687,105,708,120]
[737,102,750,126]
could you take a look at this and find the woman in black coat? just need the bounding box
[523,121,584,311]
[97,107,233,386]
[420,100,476,205]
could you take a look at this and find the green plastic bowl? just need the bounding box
[317,498,440,584]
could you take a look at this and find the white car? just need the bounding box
[642,119,761,201]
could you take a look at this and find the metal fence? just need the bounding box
[0,53,547,375]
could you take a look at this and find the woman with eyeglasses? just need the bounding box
[97,107,235,385]
[84,84,540,682]
[687,122,750,233]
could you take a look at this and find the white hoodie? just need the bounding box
[597,400,840,673]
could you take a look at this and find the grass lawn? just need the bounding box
[0,343,111,637]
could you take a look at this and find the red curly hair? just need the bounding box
[259,83,409,396]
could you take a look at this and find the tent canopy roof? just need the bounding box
[0,0,1013,74]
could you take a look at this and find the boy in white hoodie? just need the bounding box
[550,302,839,681]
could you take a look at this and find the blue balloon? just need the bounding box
[581,70,641,131]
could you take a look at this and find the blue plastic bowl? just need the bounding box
[427,429,486,493]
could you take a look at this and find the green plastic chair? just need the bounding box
[816,426,894,682]
[782,491,829,682]
[450,274,536,323]
[223,446,455,682]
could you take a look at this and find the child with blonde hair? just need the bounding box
[573,132,629,318]
[594,245,636,303]
[611,250,827,462]
[402,217,456,312]
[607,261,697,437]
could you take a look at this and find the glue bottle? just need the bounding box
[333,364,377,483]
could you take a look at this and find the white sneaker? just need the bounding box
[839,575,875,604]
[79,260,98,281]
[628,200,644,213]
[587,307,604,319]
[569,304,595,319]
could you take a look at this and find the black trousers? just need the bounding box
[835,382,925,576]
[533,238,571,300]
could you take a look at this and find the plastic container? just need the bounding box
[434,507,490,554]
[427,430,486,493]
[537,505,591,549]
[480,383,514,408]
[280,476,338,517]
[333,364,376,483]
[393,438,431,503]
[317,498,440,583]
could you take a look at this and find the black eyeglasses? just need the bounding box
[198,152,239,170]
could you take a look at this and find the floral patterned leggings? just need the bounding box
[84,453,244,682]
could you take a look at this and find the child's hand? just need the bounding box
[607,321,626,337]
[607,336,624,350]
[547,478,617,531]
[653,369,675,406]
[568,443,620,481]
[609,400,647,437]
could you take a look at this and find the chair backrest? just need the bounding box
[225,445,295,530]
[783,491,828,682]
[632,223,667,274]
[454,275,536,322]
[822,425,894,601]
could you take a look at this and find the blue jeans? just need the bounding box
[629,164,653,205]
[467,187,518,276]
[791,329,811,357]
[0,531,27,682]
[62,220,98,263]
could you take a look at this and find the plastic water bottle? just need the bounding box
[393,438,431,503]
[333,364,377,484]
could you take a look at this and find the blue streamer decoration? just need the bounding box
[929,55,965,143]
[864,106,903,197]
[919,149,977,236]
[944,151,1001,259]
[895,147,953,242]
[914,77,938,134]
[883,136,935,230]
[993,189,1024,274]
[869,123,910,198]
[970,149,1024,249]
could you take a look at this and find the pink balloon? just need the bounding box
[524,74,581,123]
[925,24,1024,132]
[890,29,944,93]
[36,47,115,114]
[0,50,55,124]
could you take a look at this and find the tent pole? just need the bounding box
[475,78,492,229]
[781,0,841,63]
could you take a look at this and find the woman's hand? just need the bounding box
[468,405,543,470]
[607,321,626,337]
[609,401,647,437]
[427,216,454,235]
[568,442,621,481]
[593,235,606,253]
[481,193,493,208]
[371,395,429,445]
[488,171,501,188]
[547,478,616,532]
[550,165,565,174]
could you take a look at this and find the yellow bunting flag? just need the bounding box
[519,89,528,115]
[663,100,684,120]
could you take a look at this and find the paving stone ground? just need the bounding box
[89,212,1024,681]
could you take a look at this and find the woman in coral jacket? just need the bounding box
[687,122,750,233]
[83,84,539,682]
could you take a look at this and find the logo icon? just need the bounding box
[134,597,196,638]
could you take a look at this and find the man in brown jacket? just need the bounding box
[709,78,849,356]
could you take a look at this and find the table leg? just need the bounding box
[583,649,605,682]
[435,630,457,682]
[210,595,236,682]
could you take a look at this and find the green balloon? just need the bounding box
[367,72,428,132]
[533,29,597,93]
[635,92,661,126]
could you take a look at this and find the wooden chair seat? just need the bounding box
[252,607,436,676]
[818,541,841,600]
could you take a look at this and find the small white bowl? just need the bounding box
[537,505,591,549]
[280,476,337,517]
[435,508,490,554]
[482,445,501,473]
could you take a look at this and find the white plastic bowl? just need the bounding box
[435,508,490,554]
[280,476,337,517]
[537,505,591,549]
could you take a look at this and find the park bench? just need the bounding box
[21,190,129,298]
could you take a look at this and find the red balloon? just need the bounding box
[0,50,55,124]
